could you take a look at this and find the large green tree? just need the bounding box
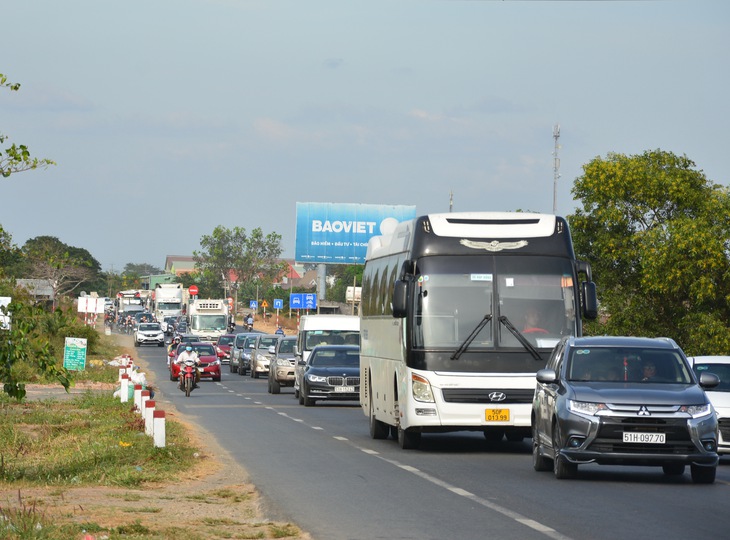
[569,149,730,355]
[194,226,286,300]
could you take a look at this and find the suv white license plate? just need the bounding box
[623,432,666,444]
[334,386,354,393]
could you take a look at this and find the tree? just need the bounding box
[327,264,363,303]
[569,149,730,355]
[124,262,163,276]
[1,73,55,178]
[21,236,96,304]
[194,226,286,299]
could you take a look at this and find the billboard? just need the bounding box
[295,202,417,264]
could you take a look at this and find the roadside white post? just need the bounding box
[133,384,142,412]
[153,410,166,447]
[140,390,150,416]
[144,400,155,436]
[118,367,125,381]
[120,374,129,403]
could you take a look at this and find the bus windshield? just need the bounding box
[191,315,228,331]
[412,255,576,351]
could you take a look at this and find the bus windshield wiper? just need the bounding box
[498,316,543,362]
[451,314,492,361]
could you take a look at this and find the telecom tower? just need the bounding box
[552,124,561,214]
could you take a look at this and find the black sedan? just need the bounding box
[298,345,360,407]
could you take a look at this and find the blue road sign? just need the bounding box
[273,298,284,310]
[249,300,258,309]
[290,293,317,310]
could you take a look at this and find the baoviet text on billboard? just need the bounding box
[295,202,416,264]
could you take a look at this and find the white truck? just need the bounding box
[187,298,229,343]
[153,283,185,323]
[116,290,147,315]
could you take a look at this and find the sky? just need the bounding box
[1,1,728,273]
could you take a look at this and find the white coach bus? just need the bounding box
[360,212,597,449]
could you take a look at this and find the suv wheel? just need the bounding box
[532,427,551,472]
[552,425,577,479]
[690,464,716,484]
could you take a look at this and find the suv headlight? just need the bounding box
[307,374,327,383]
[679,404,713,418]
[276,358,289,366]
[568,400,608,416]
[411,373,434,403]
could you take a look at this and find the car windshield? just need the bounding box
[178,344,215,356]
[279,339,296,354]
[218,336,234,345]
[258,337,279,349]
[304,330,359,349]
[139,323,160,331]
[567,347,694,383]
[310,350,360,367]
[694,362,730,392]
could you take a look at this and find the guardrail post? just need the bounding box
[153,410,166,447]
[140,390,150,416]
[133,384,142,412]
[144,400,155,436]
[120,374,130,403]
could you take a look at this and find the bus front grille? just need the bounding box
[441,388,534,404]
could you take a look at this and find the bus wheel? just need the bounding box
[397,425,421,450]
[369,398,389,440]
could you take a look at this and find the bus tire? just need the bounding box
[369,398,389,440]
[397,425,421,450]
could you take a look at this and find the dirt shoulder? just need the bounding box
[1,324,311,540]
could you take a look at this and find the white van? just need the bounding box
[294,315,360,398]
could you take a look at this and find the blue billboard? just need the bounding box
[295,203,417,264]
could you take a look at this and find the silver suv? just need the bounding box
[249,334,280,379]
[268,336,297,394]
[532,336,720,483]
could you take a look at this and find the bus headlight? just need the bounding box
[411,373,434,403]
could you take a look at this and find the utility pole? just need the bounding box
[552,124,561,214]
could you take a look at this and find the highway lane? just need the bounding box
[136,343,730,540]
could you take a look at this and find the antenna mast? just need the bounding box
[552,124,561,214]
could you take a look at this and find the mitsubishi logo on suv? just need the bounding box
[488,392,507,402]
[638,405,651,416]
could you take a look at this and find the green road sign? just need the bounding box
[63,337,88,371]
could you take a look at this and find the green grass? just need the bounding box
[0,392,199,487]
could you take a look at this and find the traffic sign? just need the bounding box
[189,285,199,296]
[290,293,317,310]
[249,300,258,309]
[273,298,283,310]
[261,300,269,308]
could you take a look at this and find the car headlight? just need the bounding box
[568,400,608,416]
[411,373,434,403]
[679,404,713,418]
[307,374,327,383]
[276,358,290,366]
[209,360,221,366]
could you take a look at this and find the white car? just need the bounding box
[690,356,730,454]
[134,322,165,347]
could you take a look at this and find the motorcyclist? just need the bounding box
[246,314,254,331]
[175,345,201,389]
[275,326,285,336]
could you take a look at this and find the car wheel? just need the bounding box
[238,364,245,376]
[294,387,299,399]
[253,370,259,379]
[134,340,140,347]
[271,378,281,394]
[298,388,304,405]
[230,362,236,373]
[213,375,221,382]
[662,464,685,476]
[397,424,421,450]
[369,395,389,440]
[552,424,577,479]
[690,464,716,484]
[532,426,552,472]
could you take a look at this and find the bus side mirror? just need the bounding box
[582,281,598,320]
[392,280,408,318]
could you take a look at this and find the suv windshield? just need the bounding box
[568,347,694,383]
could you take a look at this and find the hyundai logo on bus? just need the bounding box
[489,392,507,402]
[295,202,416,264]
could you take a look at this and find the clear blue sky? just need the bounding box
[2,1,728,272]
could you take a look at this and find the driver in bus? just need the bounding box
[522,306,548,334]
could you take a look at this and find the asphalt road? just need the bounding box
[135,337,730,540]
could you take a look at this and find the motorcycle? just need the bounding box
[179,358,199,397]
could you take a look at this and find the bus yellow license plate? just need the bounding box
[485,409,510,422]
